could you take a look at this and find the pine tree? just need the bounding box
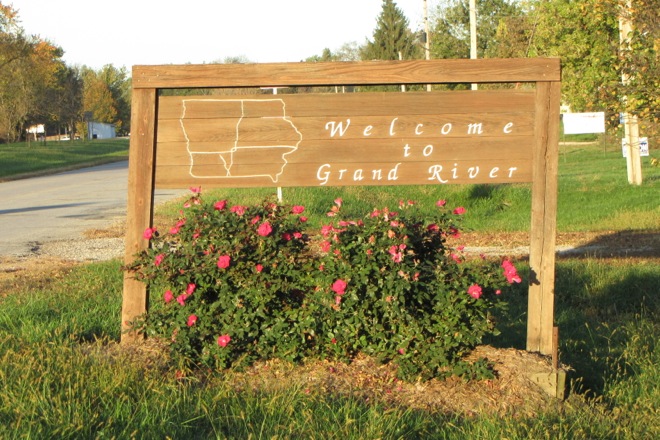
[362,0,419,61]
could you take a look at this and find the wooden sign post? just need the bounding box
[122,58,561,357]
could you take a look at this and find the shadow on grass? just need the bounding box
[485,259,660,396]
[558,229,659,259]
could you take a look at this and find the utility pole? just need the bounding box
[619,0,642,185]
[424,0,431,92]
[469,0,478,91]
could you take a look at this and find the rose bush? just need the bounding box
[126,190,521,380]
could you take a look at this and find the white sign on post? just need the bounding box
[563,112,605,135]
[622,137,649,157]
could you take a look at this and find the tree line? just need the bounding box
[1,0,657,143]
[311,0,658,136]
[0,2,130,143]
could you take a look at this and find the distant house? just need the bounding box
[88,121,116,140]
[26,124,46,141]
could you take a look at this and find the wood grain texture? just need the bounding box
[121,88,158,343]
[133,58,560,89]
[155,91,535,188]
[527,81,561,355]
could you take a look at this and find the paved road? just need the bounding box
[0,161,185,258]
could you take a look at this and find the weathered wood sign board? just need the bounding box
[123,58,561,357]
[156,91,535,187]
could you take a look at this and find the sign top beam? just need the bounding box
[132,58,560,90]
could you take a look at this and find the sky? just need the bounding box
[10,0,432,70]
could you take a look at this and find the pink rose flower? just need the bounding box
[436,199,447,207]
[143,227,156,240]
[214,200,227,210]
[163,290,174,303]
[186,283,196,295]
[217,334,231,348]
[230,205,246,216]
[187,314,198,326]
[154,254,165,267]
[453,206,466,215]
[189,186,201,194]
[291,205,305,214]
[331,279,347,296]
[468,284,483,299]
[502,260,522,284]
[320,241,332,252]
[255,264,264,273]
[257,221,273,237]
[176,294,187,306]
[217,255,231,269]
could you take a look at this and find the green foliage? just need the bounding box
[361,0,420,61]
[311,199,514,380]
[431,0,525,59]
[526,0,658,136]
[127,191,517,381]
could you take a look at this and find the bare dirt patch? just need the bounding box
[97,339,562,417]
[228,346,562,416]
[0,256,81,297]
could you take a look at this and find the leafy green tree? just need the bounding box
[98,64,131,134]
[361,0,420,61]
[612,0,659,129]
[78,67,116,137]
[430,0,526,59]
[307,43,361,62]
[526,0,658,136]
[45,66,83,138]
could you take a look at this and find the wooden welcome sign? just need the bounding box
[123,58,561,356]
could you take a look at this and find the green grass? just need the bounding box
[0,138,129,180]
